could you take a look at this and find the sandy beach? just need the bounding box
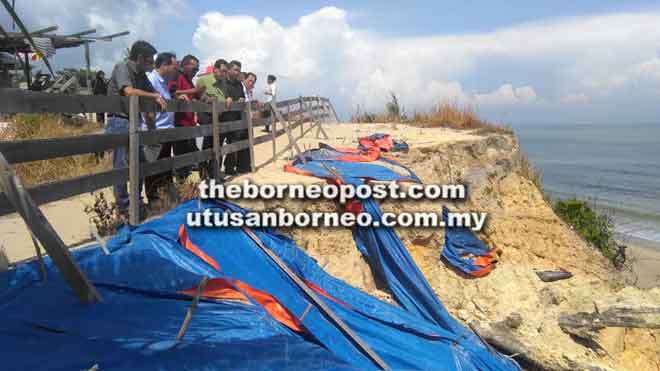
[621,236,660,289]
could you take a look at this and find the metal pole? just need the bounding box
[246,102,255,172]
[128,96,140,226]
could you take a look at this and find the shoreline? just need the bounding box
[617,234,660,289]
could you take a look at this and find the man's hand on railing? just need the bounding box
[225,97,233,110]
[177,94,191,102]
[154,94,167,110]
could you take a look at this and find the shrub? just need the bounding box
[553,198,619,261]
[84,192,124,237]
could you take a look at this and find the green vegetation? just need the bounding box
[553,198,619,261]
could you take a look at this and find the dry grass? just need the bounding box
[409,102,514,135]
[351,96,513,135]
[0,114,110,186]
[518,152,544,192]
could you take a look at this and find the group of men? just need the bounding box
[105,40,277,217]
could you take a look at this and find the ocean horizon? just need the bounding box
[514,122,660,246]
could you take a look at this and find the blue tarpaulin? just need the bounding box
[441,206,498,277]
[1,199,518,370]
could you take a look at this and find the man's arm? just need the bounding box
[122,86,167,109]
[175,86,206,97]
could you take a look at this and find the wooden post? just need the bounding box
[245,102,255,173]
[269,101,303,158]
[241,226,389,370]
[30,234,47,281]
[315,96,329,140]
[270,100,277,161]
[176,276,209,342]
[0,152,101,304]
[128,96,140,226]
[212,100,220,180]
[299,96,305,137]
[329,101,340,123]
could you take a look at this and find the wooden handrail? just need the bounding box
[0,93,337,218]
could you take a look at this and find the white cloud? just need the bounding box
[475,84,538,106]
[9,3,660,123]
[190,7,660,122]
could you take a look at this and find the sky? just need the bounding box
[3,0,660,124]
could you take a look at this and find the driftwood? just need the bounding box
[559,307,660,331]
[559,306,660,357]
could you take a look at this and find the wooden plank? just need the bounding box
[0,133,127,164]
[0,145,249,217]
[139,142,251,179]
[270,101,303,158]
[251,117,270,127]
[0,88,129,113]
[140,125,212,146]
[128,96,140,226]
[329,102,340,122]
[0,167,127,216]
[176,276,209,342]
[241,226,389,370]
[0,88,247,114]
[0,151,101,304]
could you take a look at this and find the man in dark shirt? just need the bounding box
[222,60,248,175]
[92,70,108,124]
[106,40,167,217]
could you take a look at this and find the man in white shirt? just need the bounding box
[143,52,179,208]
[263,75,276,131]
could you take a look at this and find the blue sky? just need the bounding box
[4,1,660,124]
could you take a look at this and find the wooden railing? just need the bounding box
[0,88,337,303]
[0,89,337,221]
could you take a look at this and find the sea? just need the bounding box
[514,122,660,246]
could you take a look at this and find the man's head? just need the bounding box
[96,70,105,80]
[154,52,178,80]
[267,74,276,84]
[180,55,199,79]
[228,60,242,81]
[213,58,228,82]
[244,72,257,91]
[129,40,158,73]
